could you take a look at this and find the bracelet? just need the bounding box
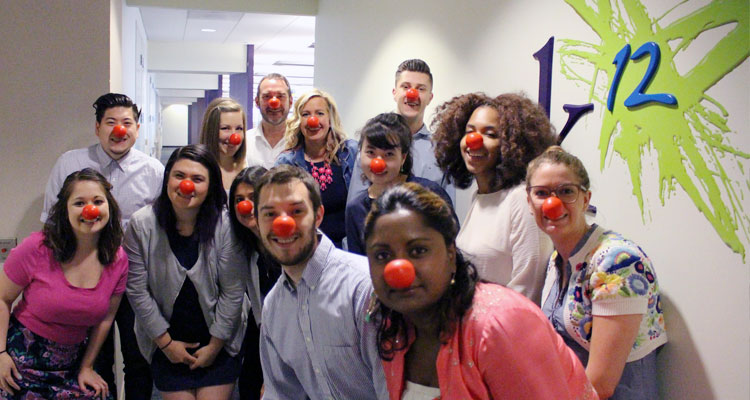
[159,339,172,351]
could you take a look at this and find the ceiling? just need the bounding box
[138,6,316,106]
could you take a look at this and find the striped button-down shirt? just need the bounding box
[41,144,164,228]
[260,233,388,400]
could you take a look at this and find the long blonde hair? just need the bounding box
[284,89,347,165]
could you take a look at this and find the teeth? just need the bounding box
[275,236,296,244]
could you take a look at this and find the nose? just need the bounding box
[383,259,416,289]
[81,204,100,220]
[229,133,242,145]
[542,196,564,219]
[272,214,296,237]
[464,132,483,150]
[112,125,127,138]
[369,157,386,174]
[405,88,419,102]
[179,180,195,195]
[236,200,253,216]
[268,97,281,109]
[306,116,320,129]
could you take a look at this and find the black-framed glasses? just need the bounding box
[527,183,587,204]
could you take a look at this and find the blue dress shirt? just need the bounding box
[259,233,388,400]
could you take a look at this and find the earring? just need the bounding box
[365,291,380,323]
[450,272,456,286]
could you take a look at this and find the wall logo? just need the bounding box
[559,0,749,258]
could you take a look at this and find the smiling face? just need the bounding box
[366,208,456,318]
[300,97,330,145]
[167,159,210,213]
[257,179,324,269]
[217,111,245,158]
[461,106,502,187]
[393,71,433,125]
[360,137,407,187]
[95,106,139,160]
[67,180,110,238]
[527,162,591,241]
[234,182,259,237]
[256,78,292,127]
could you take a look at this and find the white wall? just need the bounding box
[0,0,111,240]
[315,1,749,399]
[161,105,190,146]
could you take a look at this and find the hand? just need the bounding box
[189,342,221,370]
[77,366,108,398]
[0,352,21,395]
[162,340,199,365]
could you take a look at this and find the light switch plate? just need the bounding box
[0,238,17,262]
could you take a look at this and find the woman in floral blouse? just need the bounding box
[526,146,667,399]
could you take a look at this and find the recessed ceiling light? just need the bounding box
[201,28,217,33]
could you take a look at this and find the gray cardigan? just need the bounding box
[124,205,248,362]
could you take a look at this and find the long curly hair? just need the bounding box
[283,89,348,165]
[43,168,123,266]
[432,92,556,191]
[363,182,479,361]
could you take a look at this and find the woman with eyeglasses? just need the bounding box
[432,92,555,304]
[525,146,667,399]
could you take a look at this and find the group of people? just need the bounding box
[0,58,667,400]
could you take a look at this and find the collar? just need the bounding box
[95,143,132,170]
[567,223,602,262]
[412,124,431,140]
[281,231,333,292]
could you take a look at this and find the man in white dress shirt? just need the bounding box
[246,73,293,168]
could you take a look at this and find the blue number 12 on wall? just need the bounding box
[607,42,678,111]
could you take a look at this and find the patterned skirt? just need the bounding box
[0,317,112,400]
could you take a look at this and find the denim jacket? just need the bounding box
[275,138,359,188]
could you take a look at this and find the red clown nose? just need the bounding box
[236,200,253,216]
[272,216,296,237]
[179,180,195,195]
[268,97,281,109]
[542,196,565,220]
[369,158,386,174]
[112,125,127,138]
[306,116,320,129]
[405,88,419,102]
[81,205,100,221]
[465,132,483,150]
[229,133,242,146]
[383,259,416,289]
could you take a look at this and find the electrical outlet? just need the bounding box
[0,238,17,262]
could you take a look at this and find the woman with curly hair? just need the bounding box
[526,147,666,399]
[432,92,555,304]
[364,182,595,399]
[275,89,358,248]
[0,168,127,399]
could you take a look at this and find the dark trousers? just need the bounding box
[238,313,263,400]
[94,294,153,400]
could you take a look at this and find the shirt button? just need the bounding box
[306,337,311,342]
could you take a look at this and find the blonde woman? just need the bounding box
[275,89,357,248]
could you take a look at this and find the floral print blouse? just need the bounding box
[541,224,667,362]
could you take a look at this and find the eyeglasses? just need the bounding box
[527,183,587,204]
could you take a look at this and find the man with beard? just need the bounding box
[254,165,387,400]
[246,73,293,168]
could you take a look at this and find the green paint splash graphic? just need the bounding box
[560,0,750,259]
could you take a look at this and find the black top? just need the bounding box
[167,230,210,347]
[344,176,457,255]
[310,161,347,248]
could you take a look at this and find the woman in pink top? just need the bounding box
[0,169,127,399]
[363,182,597,400]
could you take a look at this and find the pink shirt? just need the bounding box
[3,232,128,345]
[383,283,598,400]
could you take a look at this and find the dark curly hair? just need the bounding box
[432,92,556,191]
[363,182,479,361]
[43,168,123,266]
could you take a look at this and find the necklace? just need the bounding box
[310,161,333,191]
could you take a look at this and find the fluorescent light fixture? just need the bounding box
[201,28,217,32]
[273,61,314,67]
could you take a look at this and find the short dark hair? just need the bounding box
[154,145,227,245]
[255,73,292,100]
[43,168,123,266]
[93,93,140,123]
[357,112,413,181]
[363,182,478,361]
[432,92,556,191]
[229,165,268,253]
[253,165,322,217]
[395,59,433,87]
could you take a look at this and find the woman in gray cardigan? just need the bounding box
[125,145,247,400]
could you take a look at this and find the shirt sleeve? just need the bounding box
[506,187,548,304]
[112,247,129,295]
[41,156,70,223]
[477,303,594,399]
[344,197,365,256]
[355,283,389,400]
[588,241,650,316]
[259,321,309,400]
[3,233,44,288]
